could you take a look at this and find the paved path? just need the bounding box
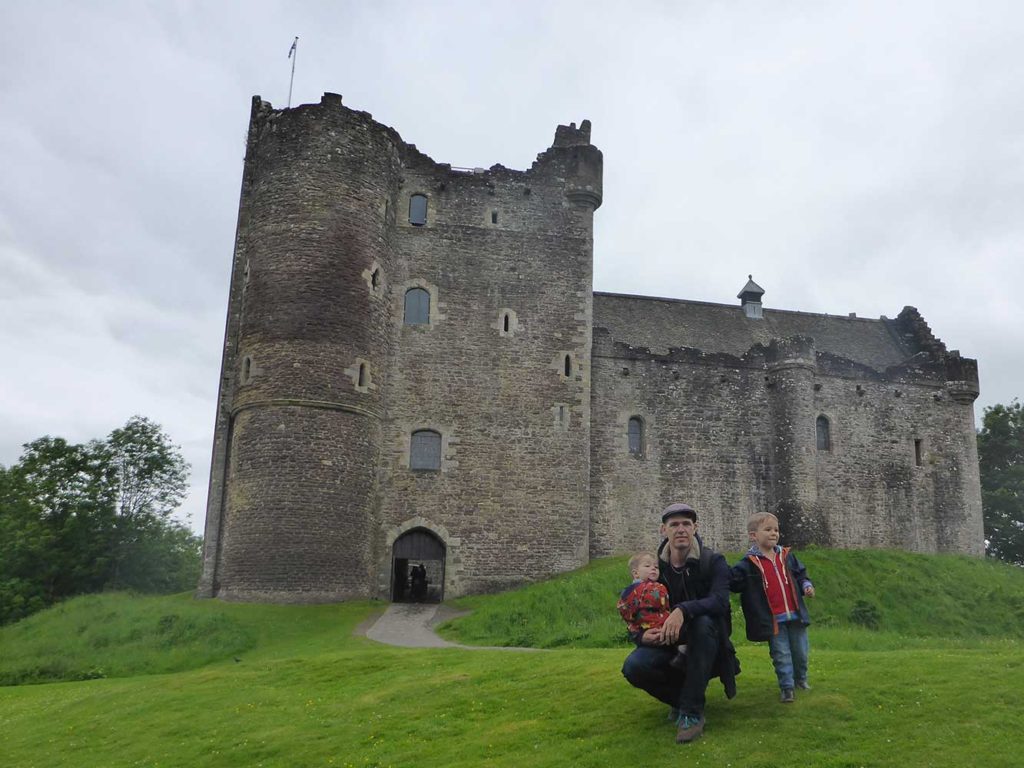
[363,603,540,652]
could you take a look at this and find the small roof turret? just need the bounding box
[737,275,765,302]
[738,275,765,319]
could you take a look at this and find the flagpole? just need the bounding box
[287,37,298,108]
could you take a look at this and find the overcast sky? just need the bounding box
[2,1,1022,534]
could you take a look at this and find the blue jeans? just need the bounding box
[621,614,719,717]
[768,620,809,689]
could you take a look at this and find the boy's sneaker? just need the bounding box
[780,688,795,703]
[675,714,705,743]
[795,680,811,690]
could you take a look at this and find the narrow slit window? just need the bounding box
[491,210,498,224]
[371,268,380,289]
[628,417,644,457]
[503,313,510,332]
[914,439,923,466]
[410,430,442,470]
[404,288,430,325]
[409,194,428,226]
[816,415,831,451]
[358,363,367,388]
[564,354,572,377]
[241,356,252,384]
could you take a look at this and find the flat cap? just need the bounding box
[661,503,697,523]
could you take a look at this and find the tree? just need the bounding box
[0,417,200,625]
[978,400,1024,565]
[102,416,190,586]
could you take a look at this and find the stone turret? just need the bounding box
[200,93,403,601]
[766,335,823,548]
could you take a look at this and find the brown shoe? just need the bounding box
[675,715,705,743]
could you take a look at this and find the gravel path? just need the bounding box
[363,603,541,652]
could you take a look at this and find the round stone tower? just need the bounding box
[766,335,824,548]
[199,94,401,601]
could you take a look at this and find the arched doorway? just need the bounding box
[391,528,445,603]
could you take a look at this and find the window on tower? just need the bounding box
[410,430,442,470]
[816,415,831,451]
[404,288,430,325]
[409,194,428,226]
[628,416,645,457]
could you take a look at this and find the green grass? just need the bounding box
[439,549,1024,649]
[1,551,1023,767]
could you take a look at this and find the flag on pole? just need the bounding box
[288,37,298,58]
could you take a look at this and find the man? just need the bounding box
[621,502,738,744]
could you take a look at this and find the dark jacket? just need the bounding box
[654,535,740,699]
[730,546,812,642]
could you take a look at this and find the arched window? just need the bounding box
[404,288,430,325]
[503,313,510,332]
[409,194,428,226]
[410,430,442,470]
[816,415,831,451]
[628,417,645,457]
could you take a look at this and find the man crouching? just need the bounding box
[620,503,739,743]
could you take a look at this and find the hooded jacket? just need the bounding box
[654,534,739,699]
[730,545,812,642]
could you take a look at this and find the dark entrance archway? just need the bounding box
[391,528,445,603]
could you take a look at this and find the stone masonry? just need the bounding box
[198,93,983,603]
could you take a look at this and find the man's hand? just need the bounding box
[661,608,685,644]
[641,627,664,646]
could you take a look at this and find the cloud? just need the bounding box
[1,0,1021,536]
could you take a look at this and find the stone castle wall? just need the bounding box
[589,305,983,558]
[199,94,983,605]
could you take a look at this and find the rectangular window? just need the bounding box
[409,194,428,226]
[411,430,442,470]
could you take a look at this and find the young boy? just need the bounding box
[730,513,815,703]
[617,552,687,669]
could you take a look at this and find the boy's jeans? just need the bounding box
[768,620,809,689]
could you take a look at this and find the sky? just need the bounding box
[2,1,1022,535]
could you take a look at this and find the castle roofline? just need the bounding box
[258,92,595,182]
[593,290,887,325]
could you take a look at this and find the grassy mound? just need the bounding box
[439,549,1024,648]
[0,592,379,685]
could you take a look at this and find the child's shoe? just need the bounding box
[795,680,811,690]
[780,688,795,703]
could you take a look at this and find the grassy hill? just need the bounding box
[1,550,1022,767]
[439,548,1024,648]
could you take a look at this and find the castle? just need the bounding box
[198,93,983,603]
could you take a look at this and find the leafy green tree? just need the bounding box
[0,467,52,624]
[978,400,1024,565]
[102,416,190,587]
[0,417,200,625]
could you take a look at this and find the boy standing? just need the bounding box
[730,512,815,703]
